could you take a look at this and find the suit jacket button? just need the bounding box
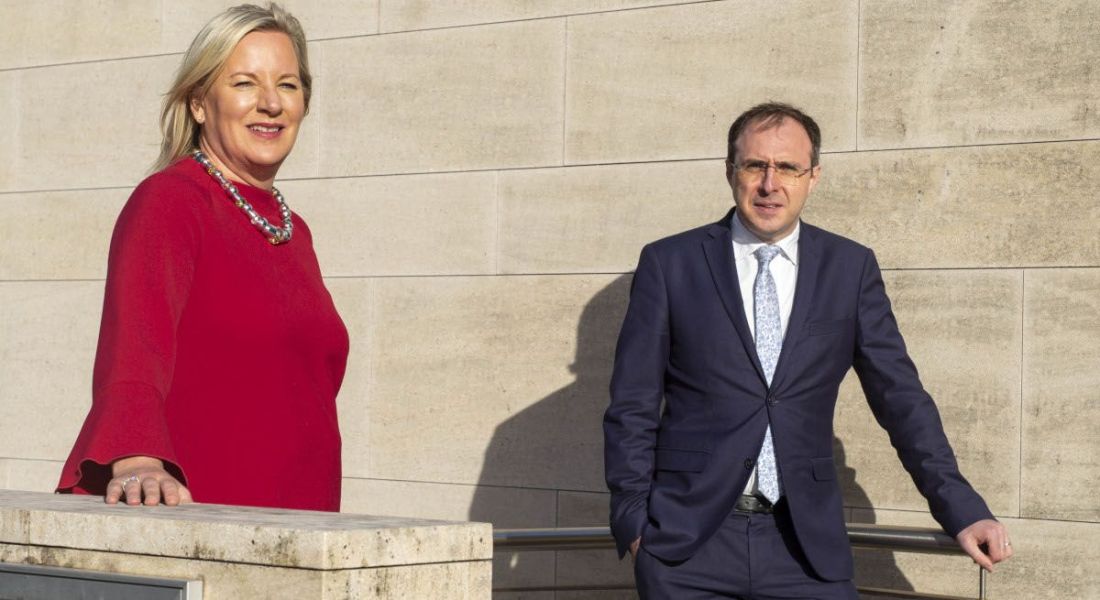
[767,394,778,406]
[744,458,755,470]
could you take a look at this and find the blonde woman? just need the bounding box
[57,3,348,510]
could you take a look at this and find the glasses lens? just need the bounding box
[737,164,806,185]
[774,168,802,185]
[736,164,766,183]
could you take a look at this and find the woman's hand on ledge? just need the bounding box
[107,456,192,507]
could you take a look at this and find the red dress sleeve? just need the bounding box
[57,169,203,494]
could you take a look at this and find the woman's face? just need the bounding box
[191,30,304,189]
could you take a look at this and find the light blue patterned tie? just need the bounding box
[754,245,783,503]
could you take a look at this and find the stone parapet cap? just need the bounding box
[0,490,491,570]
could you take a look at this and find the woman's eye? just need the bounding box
[232,80,252,88]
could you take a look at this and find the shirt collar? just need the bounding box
[731,211,800,266]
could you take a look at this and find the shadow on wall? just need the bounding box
[834,436,913,594]
[469,274,633,592]
[467,274,913,594]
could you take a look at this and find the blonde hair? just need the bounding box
[154,3,311,172]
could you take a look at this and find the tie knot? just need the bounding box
[754,244,782,266]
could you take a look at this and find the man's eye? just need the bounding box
[776,166,799,175]
[745,162,768,172]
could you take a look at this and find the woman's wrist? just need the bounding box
[111,456,165,476]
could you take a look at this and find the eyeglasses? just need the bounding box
[731,160,814,186]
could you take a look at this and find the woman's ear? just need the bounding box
[189,95,206,125]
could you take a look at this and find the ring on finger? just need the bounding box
[119,475,140,486]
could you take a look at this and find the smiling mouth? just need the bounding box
[249,124,283,133]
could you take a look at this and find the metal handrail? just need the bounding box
[493,526,616,551]
[493,523,987,599]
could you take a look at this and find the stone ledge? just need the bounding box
[0,490,492,570]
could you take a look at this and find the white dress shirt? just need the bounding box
[731,213,800,496]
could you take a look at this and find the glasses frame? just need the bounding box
[729,159,816,186]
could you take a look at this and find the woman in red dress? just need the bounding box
[56,3,349,511]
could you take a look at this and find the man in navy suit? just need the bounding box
[604,102,1013,599]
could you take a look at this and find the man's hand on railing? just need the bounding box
[955,518,1013,572]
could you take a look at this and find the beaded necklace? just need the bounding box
[192,150,293,245]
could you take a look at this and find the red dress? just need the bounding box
[57,158,349,511]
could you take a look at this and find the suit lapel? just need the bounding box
[770,223,820,391]
[702,213,767,383]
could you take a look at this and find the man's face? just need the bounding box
[726,117,820,243]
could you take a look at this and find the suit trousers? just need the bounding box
[633,501,858,600]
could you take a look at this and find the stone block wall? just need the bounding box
[1,1,1096,597]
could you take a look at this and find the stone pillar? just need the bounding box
[0,490,491,599]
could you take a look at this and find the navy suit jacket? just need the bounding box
[603,210,993,581]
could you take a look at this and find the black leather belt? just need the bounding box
[733,494,776,514]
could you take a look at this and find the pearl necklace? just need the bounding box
[191,150,293,245]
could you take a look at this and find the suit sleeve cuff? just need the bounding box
[611,505,649,559]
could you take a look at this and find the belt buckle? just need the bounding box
[735,494,774,514]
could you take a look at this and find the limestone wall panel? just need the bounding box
[283,172,497,277]
[0,189,125,281]
[0,459,63,494]
[565,0,858,164]
[379,0,684,32]
[366,274,628,490]
[805,141,1100,270]
[341,478,555,527]
[160,1,381,52]
[318,20,565,176]
[859,0,1100,148]
[0,282,102,460]
[498,160,729,274]
[833,270,1022,516]
[325,278,374,481]
[985,516,1100,599]
[1,56,176,192]
[0,72,17,189]
[1022,268,1100,522]
[0,1,379,69]
[0,1,161,69]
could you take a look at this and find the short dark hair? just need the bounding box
[726,102,821,167]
